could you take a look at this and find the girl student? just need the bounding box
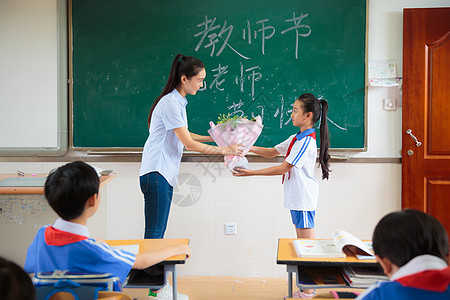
[233,93,330,298]
[140,54,243,239]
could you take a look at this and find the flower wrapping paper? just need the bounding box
[208,116,263,172]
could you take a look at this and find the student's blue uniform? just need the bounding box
[25,220,135,290]
[358,255,450,300]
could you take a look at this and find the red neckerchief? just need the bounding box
[44,226,88,246]
[396,267,450,292]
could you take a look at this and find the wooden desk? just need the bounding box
[106,239,189,300]
[277,238,379,298]
[0,173,115,267]
[0,173,115,194]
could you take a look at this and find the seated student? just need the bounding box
[0,256,35,300]
[24,161,191,300]
[357,209,450,300]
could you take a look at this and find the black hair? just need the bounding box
[373,209,449,267]
[44,161,99,220]
[0,257,35,300]
[297,93,331,180]
[148,54,205,126]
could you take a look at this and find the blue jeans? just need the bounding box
[140,172,173,239]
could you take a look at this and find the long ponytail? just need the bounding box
[147,54,204,126]
[318,99,330,180]
[297,93,331,180]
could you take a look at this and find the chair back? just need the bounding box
[33,270,121,300]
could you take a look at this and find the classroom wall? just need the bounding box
[0,161,401,276]
[1,0,449,276]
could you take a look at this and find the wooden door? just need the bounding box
[402,8,450,235]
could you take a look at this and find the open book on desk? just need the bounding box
[293,230,375,259]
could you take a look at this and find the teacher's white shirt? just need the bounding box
[140,89,187,186]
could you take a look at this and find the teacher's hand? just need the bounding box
[222,144,244,156]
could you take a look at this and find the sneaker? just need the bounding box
[291,289,317,299]
[148,282,189,300]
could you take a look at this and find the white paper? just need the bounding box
[368,60,400,87]
[368,60,396,79]
[293,239,346,258]
[369,78,400,87]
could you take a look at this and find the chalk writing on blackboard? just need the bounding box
[195,13,311,59]
[199,61,262,98]
[281,12,312,59]
[193,14,346,132]
[71,0,365,148]
[195,16,251,60]
[209,64,228,91]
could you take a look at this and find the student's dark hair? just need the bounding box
[297,93,331,179]
[0,256,35,300]
[44,161,99,220]
[148,54,205,126]
[373,209,449,267]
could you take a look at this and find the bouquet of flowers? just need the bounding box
[208,114,263,172]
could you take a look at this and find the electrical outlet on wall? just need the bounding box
[383,98,396,111]
[225,223,237,235]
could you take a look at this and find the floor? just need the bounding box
[123,276,360,300]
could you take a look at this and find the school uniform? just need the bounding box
[24,219,135,290]
[357,255,450,300]
[275,129,318,211]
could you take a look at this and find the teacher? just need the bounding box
[140,54,243,239]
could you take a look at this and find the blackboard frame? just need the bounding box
[69,0,368,151]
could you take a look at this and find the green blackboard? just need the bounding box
[72,0,366,148]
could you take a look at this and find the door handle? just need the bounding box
[406,129,422,147]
